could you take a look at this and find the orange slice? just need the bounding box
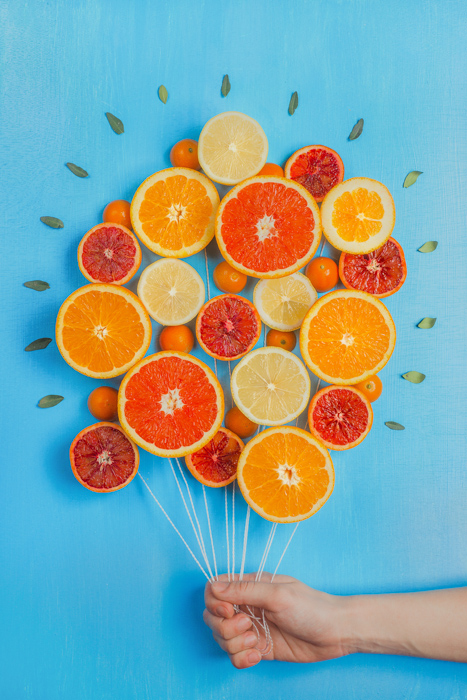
[215,176,321,279]
[185,427,243,488]
[308,386,373,451]
[56,284,152,378]
[321,178,395,254]
[118,352,224,457]
[237,427,334,523]
[130,168,219,257]
[299,289,396,385]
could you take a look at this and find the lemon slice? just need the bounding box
[137,258,205,325]
[231,347,310,426]
[198,112,268,185]
[321,177,395,254]
[253,273,318,331]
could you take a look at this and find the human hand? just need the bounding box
[203,572,353,669]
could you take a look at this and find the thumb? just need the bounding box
[211,579,278,610]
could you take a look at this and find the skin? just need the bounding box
[204,573,467,669]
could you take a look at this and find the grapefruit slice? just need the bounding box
[137,258,205,326]
[339,237,407,297]
[299,289,396,385]
[118,352,224,457]
[237,427,334,523]
[198,111,268,185]
[321,178,395,254]
[56,284,152,378]
[231,347,311,426]
[308,386,373,451]
[216,177,321,279]
[196,294,261,361]
[284,145,344,202]
[130,168,219,257]
[77,223,142,285]
[253,272,317,332]
[185,428,244,488]
[70,422,139,492]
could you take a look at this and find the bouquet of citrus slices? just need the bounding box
[57,110,404,555]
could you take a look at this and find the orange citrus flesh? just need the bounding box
[185,428,243,488]
[216,177,321,278]
[118,352,224,457]
[237,427,334,523]
[56,285,152,378]
[70,422,139,493]
[300,290,396,385]
[333,188,385,242]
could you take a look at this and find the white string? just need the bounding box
[138,473,210,581]
[175,458,211,568]
[202,484,218,581]
[305,378,321,431]
[256,523,277,581]
[239,505,250,581]
[271,523,300,581]
[225,485,230,582]
[231,480,236,578]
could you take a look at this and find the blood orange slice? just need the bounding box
[77,223,142,285]
[339,237,407,298]
[237,426,334,523]
[196,294,261,361]
[284,146,344,202]
[70,422,139,492]
[185,428,244,488]
[308,386,373,451]
[118,352,224,457]
[215,177,321,279]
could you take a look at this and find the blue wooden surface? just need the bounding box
[1,0,467,697]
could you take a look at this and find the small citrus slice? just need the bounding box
[253,272,317,332]
[231,347,310,426]
[196,294,261,361]
[299,290,396,385]
[198,111,268,185]
[185,428,244,488]
[321,178,395,254]
[216,177,321,279]
[118,352,224,457]
[70,422,139,492]
[284,146,344,202]
[339,237,407,298]
[130,167,219,257]
[237,427,334,523]
[137,258,205,325]
[308,386,373,451]
[77,223,142,284]
[56,284,152,378]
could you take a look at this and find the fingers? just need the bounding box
[203,609,253,639]
[209,578,281,612]
[203,610,261,668]
[205,581,236,618]
[216,638,262,669]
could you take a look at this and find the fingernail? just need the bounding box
[245,633,257,647]
[211,582,228,593]
[248,651,260,665]
[216,606,227,617]
[238,617,251,632]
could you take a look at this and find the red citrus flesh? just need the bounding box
[339,237,407,298]
[308,386,373,450]
[285,146,344,202]
[70,422,139,492]
[185,428,244,487]
[196,294,261,360]
[78,223,142,284]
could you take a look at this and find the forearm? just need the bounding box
[341,587,467,662]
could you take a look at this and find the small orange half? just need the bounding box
[130,167,219,257]
[237,426,334,523]
[56,284,152,378]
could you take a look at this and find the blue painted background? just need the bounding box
[2,0,467,697]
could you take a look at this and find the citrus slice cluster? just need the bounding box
[59,110,402,526]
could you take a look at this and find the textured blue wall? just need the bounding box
[1,0,467,697]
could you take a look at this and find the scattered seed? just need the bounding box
[105,112,124,134]
[40,216,64,229]
[417,317,436,329]
[221,75,231,97]
[38,395,64,408]
[348,118,364,140]
[66,163,88,178]
[402,371,426,384]
[403,171,423,188]
[158,85,168,104]
[385,421,405,430]
[25,338,52,352]
[288,91,298,116]
[418,241,438,253]
[24,280,50,291]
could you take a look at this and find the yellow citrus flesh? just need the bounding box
[56,284,152,378]
[237,427,334,523]
[299,289,396,385]
[130,168,219,257]
[253,272,318,331]
[198,112,268,185]
[231,347,311,426]
[137,258,205,325]
[321,178,395,254]
[118,352,224,458]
